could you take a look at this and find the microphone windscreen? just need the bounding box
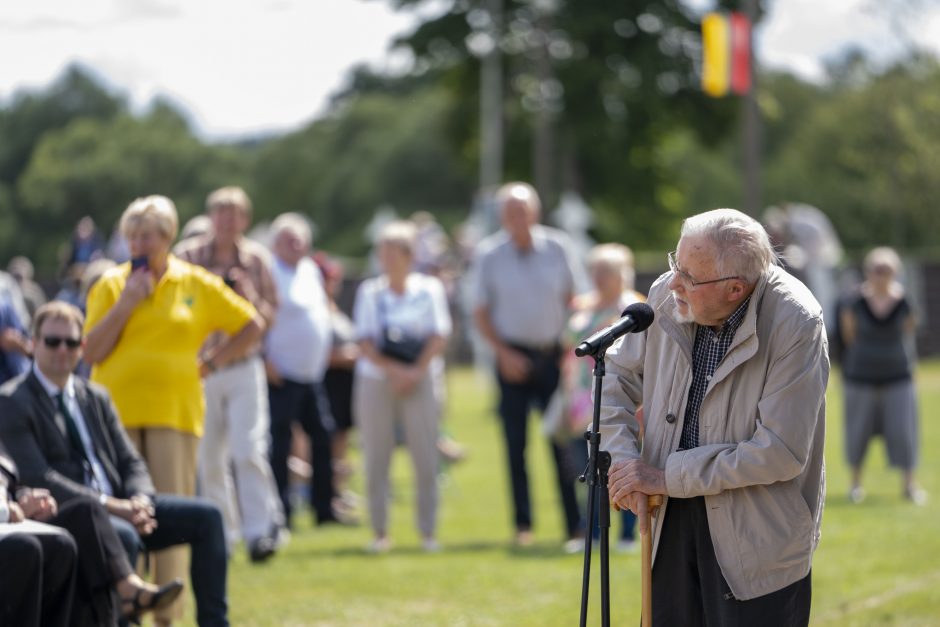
[621,302,655,332]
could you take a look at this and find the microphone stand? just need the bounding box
[578,348,612,627]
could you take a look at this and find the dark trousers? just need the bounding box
[496,345,581,537]
[111,494,228,627]
[268,379,336,525]
[0,524,76,627]
[52,497,133,627]
[653,496,812,627]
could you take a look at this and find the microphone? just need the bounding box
[574,302,655,357]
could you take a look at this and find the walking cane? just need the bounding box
[641,495,663,627]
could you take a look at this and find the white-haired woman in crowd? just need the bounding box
[353,220,451,553]
[554,243,645,553]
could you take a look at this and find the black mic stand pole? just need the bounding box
[578,348,612,627]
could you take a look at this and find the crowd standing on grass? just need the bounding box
[0,182,929,624]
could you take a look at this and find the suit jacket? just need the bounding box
[0,371,154,505]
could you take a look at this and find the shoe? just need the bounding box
[317,508,360,527]
[904,487,928,506]
[366,537,392,554]
[121,578,185,625]
[616,539,639,554]
[335,489,361,509]
[422,538,442,553]
[437,436,467,464]
[564,537,585,554]
[514,530,534,547]
[848,486,865,504]
[273,525,291,549]
[248,535,278,563]
[331,495,361,519]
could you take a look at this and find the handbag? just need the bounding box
[380,327,426,363]
[377,291,426,364]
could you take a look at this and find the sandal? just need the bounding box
[121,578,185,624]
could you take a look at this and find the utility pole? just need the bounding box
[480,0,504,194]
[532,7,556,208]
[741,0,761,215]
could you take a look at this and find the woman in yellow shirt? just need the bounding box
[84,195,263,626]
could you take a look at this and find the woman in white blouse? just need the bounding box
[353,220,451,553]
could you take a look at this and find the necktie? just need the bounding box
[56,392,90,468]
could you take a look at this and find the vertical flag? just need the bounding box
[729,12,752,95]
[701,13,730,97]
[701,12,751,97]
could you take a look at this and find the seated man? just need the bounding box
[0,301,229,627]
[1,442,183,626]
[0,451,76,627]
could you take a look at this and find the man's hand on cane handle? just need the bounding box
[608,458,666,533]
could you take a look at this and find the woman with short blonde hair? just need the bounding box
[119,195,179,242]
[84,194,263,624]
[352,220,451,553]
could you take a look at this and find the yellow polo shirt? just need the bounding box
[84,255,256,437]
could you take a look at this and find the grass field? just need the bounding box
[175,360,940,626]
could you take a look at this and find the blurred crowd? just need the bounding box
[0,184,926,626]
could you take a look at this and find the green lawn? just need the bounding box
[176,361,940,626]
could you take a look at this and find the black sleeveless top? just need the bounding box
[841,294,913,384]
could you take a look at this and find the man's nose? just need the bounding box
[667,272,683,291]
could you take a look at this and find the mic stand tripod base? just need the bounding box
[579,446,612,627]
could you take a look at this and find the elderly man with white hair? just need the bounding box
[471,181,584,549]
[264,213,342,528]
[604,208,829,626]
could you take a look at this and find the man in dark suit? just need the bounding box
[0,448,77,626]
[0,442,183,626]
[0,301,229,627]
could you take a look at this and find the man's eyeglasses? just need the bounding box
[667,251,741,288]
[42,336,82,350]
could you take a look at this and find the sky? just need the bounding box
[2,0,939,141]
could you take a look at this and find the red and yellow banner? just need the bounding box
[701,12,751,97]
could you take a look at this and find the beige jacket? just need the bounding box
[600,265,829,600]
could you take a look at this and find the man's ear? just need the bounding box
[726,279,747,302]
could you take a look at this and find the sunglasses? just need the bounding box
[42,336,82,350]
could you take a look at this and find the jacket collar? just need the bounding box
[655,267,773,367]
[31,363,75,401]
[24,369,100,442]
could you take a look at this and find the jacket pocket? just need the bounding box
[729,481,814,578]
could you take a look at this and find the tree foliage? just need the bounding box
[763,53,940,252]
[15,102,248,270]
[3,23,940,279]
[376,0,741,248]
[251,83,475,254]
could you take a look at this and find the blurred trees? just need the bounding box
[379,0,740,247]
[251,83,474,253]
[2,23,940,276]
[763,53,940,252]
[18,103,249,267]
